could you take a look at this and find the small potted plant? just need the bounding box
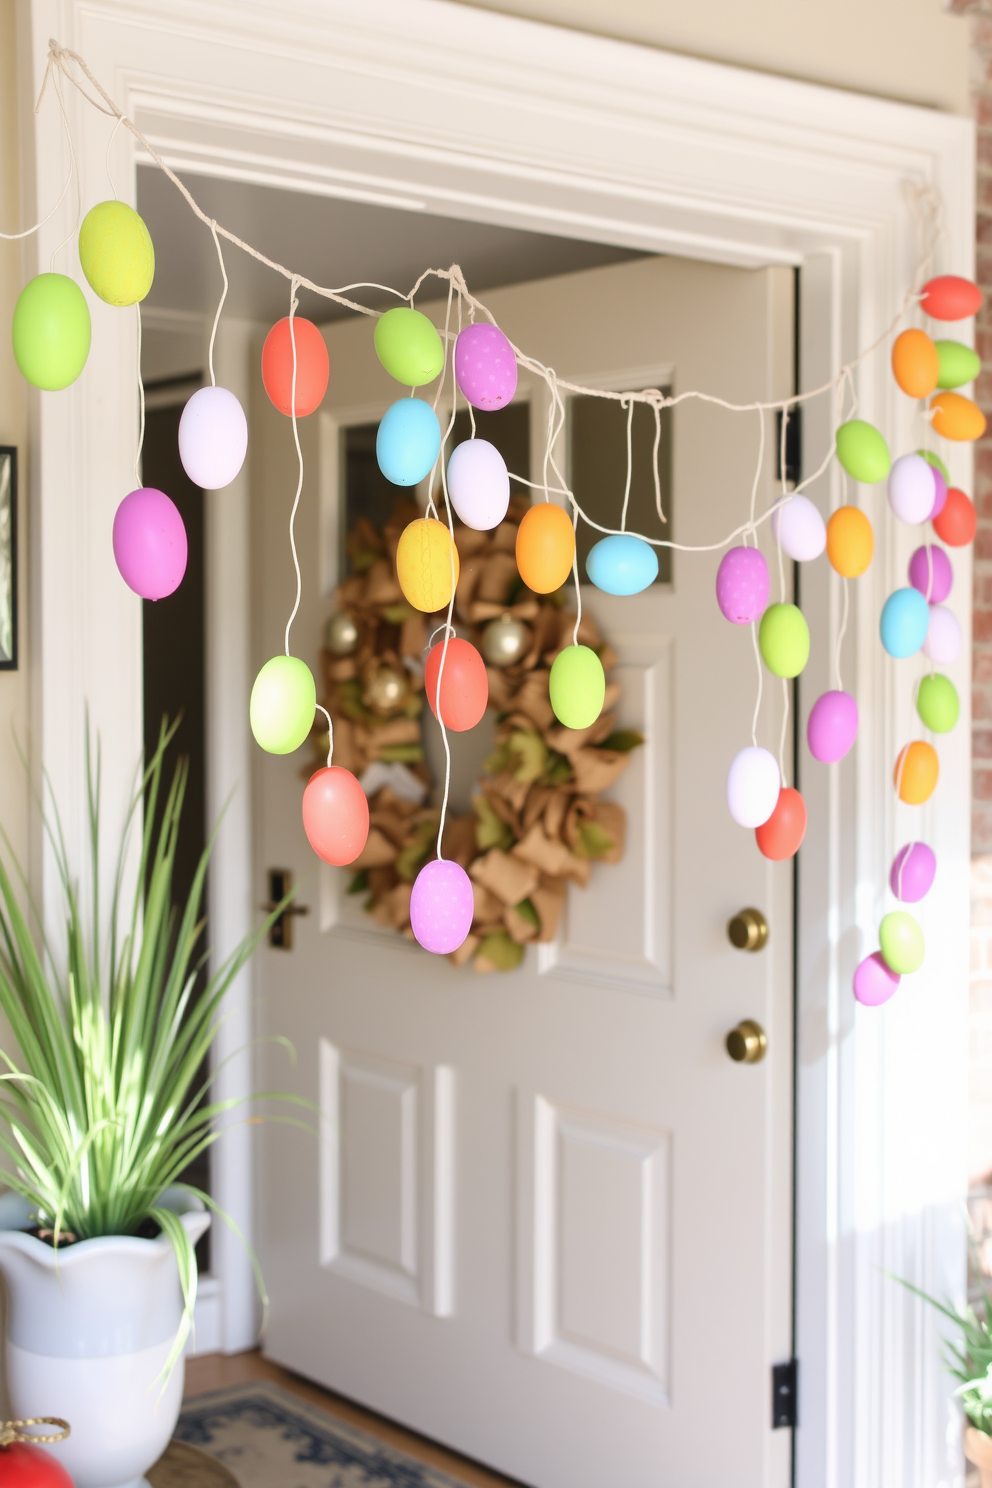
[895,1275,992,1484]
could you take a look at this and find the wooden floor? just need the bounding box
[184,1349,524,1488]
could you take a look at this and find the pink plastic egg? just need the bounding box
[923,604,962,665]
[454,323,518,411]
[908,544,952,604]
[410,858,474,954]
[807,689,858,763]
[716,546,770,625]
[853,951,901,1008]
[112,487,188,600]
[889,842,937,903]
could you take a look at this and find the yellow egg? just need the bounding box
[515,502,575,594]
[930,391,987,442]
[826,505,873,578]
[891,329,939,399]
[396,518,460,613]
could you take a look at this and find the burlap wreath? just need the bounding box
[314,494,644,972]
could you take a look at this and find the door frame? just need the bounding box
[17,1,973,1481]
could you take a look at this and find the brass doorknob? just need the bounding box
[726,1019,767,1064]
[727,907,768,952]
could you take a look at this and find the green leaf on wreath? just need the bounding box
[478,930,525,971]
[544,750,573,785]
[347,870,369,895]
[396,820,438,881]
[381,603,414,623]
[576,821,616,860]
[485,729,547,784]
[352,547,379,573]
[514,897,540,930]
[474,795,514,852]
[378,744,424,763]
[597,730,645,753]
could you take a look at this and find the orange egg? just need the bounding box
[930,391,987,442]
[826,506,873,577]
[891,329,939,399]
[515,502,576,593]
[893,741,938,804]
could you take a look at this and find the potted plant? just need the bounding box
[0,724,283,1488]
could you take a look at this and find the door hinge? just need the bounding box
[772,1359,797,1428]
[775,406,802,489]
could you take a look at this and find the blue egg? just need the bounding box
[585,533,659,595]
[376,397,441,486]
[880,587,930,658]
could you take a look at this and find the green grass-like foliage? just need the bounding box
[895,1276,992,1433]
[0,721,283,1380]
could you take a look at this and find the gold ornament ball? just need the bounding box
[482,614,531,667]
[325,611,359,656]
[363,663,407,714]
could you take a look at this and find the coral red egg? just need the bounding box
[932,486,977,546]
[261,317,329,417]
[302,766,369,866]
[754,786,807,861]
[424,638,488,731]
[0,1443,74,1488]
[920,275,983,322]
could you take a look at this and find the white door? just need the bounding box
[253,255,795,1488]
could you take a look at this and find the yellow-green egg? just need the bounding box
[758,603,810,678]
[549,645,605,729]
[78,201,155,306]
[835,420,891,484]
[935,339,981,390]
[879,910,924,975]
[917,673,959,733]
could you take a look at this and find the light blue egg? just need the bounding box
[585,533,659,595]
[376,397,441,486]
[880,587,930,659]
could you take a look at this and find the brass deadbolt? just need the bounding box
[726,1019,767,1064]
[727,907,768,952]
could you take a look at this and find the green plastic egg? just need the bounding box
[917,449,949,482]
[758,603,810,678]
[250,656,316,754]
[935,339,980,390]
[835,420,891,484]
[374,307,444,387]
[12,272,91,389]
[78,201,155,306]
[549,644,606,730]
[879,910,924,975]
[917,673,959,733]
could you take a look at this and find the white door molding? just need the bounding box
[17,2,973,1481]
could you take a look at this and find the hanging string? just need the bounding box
[283,278,305,657]
[750,622,764,749]
[105,113,122,200]
[134,303,145,489]
[651,402,667,526]
[207,220,228,389]
[0,60,75,244]
[571,502,583,647]
[779,678,789,786]
[316,704,334,767]
[619,396,634,532]
[834,578,849,692]
[48,66,81,272]
[433,288,463,862]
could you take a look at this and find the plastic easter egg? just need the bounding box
[0,1442,75,1488]
[374,307,444,387]
[112,487,187,600]
[249,655,316,754]
[376,398,442,486]
[807,689,858,763]
[726,746,780,828]
[920,275,983,321]
[917,673,959,733]
[835,420,891,483]
[890,842,937,903]
[586,533,659,595]
[853,951,901,1008]
[424,637,489,731]
[888,453,936,525]
[549,644,605,729]
[894,740,939,804]
[12,272,91,390]
[454,322,518,410]
[891,328,938,398]
[78,200,154,306]
[410,858,474,954]
[935,339,980,389]
[447,439,510,529]
[515,503,575,594]
[178,385,248,489]
[879,910,924,975]
[930,391,986,442]
[928,467,948,520]
[908,544,952,604]
[923,604,962,665]
[826,506,873,577]
[303,766,370,865]
[771,495,826,562]
[396,518,460,612]
[879,588,929,658]
[759,603,810,678]
[933,487,977,546]
[261,317,329,417]
[754,786,807,860]
[715,546,769,624]
[918,449,950,482]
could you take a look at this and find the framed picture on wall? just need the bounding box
[0,449,17,670]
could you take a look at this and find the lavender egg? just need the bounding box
[853,951,901,1008]
[929,467,948,520]
[889,842,937,903]
[908,544,952,604]
[454,322,518,411]
[716,546,770,625]
[807,689,858,763]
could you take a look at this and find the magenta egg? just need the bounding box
[715,546,770,625]
[908,544,952,604]
[889,842,937,903]
[853,951,901,1008]
[454,323,518,412]
[410,858,474,954]
[807,689,858,763]
[112,487,188,600]
[929,468,948,520]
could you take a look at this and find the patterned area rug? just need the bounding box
[176,1382,473,1488]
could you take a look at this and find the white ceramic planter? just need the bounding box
[0,1189,209,1488]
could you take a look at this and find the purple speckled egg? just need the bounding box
[715,546,770,625]
[807,689,858,763]
[908,544,952,604]
[410,858,474,954]
[929,467,948,521]
[853,951,901,1008]
[889,841,937,903]
[454,323,518,412]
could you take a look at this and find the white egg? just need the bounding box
[770,495,826,562]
